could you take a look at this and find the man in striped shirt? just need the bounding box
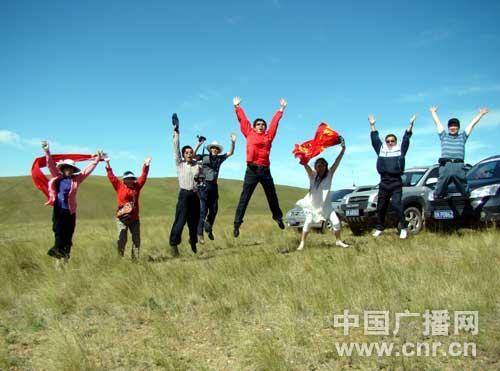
[430,106,489,199]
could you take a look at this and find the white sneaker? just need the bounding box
[297,241,305,251]
[400,229,408,239]
[372,230,383,237]
[336,240,349,248]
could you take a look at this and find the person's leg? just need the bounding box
[259,167,284,227]
[234,167,259,235]
[116,218,128,257]
[130,219,141,260]
[329,211,348,247]
[169,191,189,256]
[298,214,313,250]
[48,206,64,259]
[206,183,219,239]
[434,163,452,199]
[390,187,407,238]
[59,209,76,260]
[374,186,391,233]
[197,187,208,241]
[449,163,469,197]
[186,192,200,253]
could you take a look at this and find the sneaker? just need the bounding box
[297,241,305,251]
[208,231,214,240]
[399,228,408,239]
[335,240,349,248]
[233,226,240,238]
[198,234,205,244]
[276,219,285,230]
[372,230,383,237]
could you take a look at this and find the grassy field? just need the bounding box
[1,176,499,370]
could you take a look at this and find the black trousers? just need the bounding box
[197,182,219,235]
[48,205,76,259]
[375,177,407,231]
[169,189,200,246]
[234,164,283,227]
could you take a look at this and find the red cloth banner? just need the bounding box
[292,123,342,165]
[31,154,95,199]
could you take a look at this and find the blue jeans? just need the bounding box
[434,161,469,198]
[197,182,219,236]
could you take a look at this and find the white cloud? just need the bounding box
[0,130,22,147]
[395,84,500,103]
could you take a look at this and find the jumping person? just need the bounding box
[104,156,151,260]
[430,106,489,199]
[194,133,236,243]
[41,141,104,264]
[369,114,415,239]
[232,96,287,237]
[169,113,201,257]
[297,139,349,250]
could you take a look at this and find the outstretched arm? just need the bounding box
[78,150,104,182]
[369,116,382,154]
[303,163,315,178]
[268,98,287,141]
[401,115,416,156]
[465,108,489,136]
[105,159,120,190]
[226,133,237,157]
[137,157,151,188]
[172,113,182,164]
[330,138,346,173]
[233,96,251,137]
[194,136,205,156]
[41,141,60,177]
[429,106,445,134]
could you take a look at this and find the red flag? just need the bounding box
[31,154,96,199]
[292,123,342,165]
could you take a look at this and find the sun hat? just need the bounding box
[56,159,81,173]
[206,141,224,153]
[122,171,137,180]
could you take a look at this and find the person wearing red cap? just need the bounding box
[232,96,287,237]
[105,156,151,260]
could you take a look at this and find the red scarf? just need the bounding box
[293,123,342,165]
[31,154,95,199]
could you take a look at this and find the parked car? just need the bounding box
[340,165,440,235]
[425,155,500,229]
[285,188,355,232]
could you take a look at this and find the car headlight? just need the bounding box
[428,192,435,201]
[470,184,500,198]
[368,193,378,204]
[341,195,349,204]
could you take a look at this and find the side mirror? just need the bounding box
[425,177,438,186]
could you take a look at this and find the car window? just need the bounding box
[330,189,352,201]
[427,167,439,179]
[401,171,425,186]
[467,161,500,180]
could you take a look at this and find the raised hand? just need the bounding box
[197,135,207,143]
[144,156,152,166]
[172,113,179,132]
[230,133,237,142]
[479,107,490,115]
[368,115,376,126]
[429,106,438,113]
[233,96,241,107]
[41,140,49,152]
[279,98,288,111]
[96,150,106,160]
[340,136,346,149]
[409,114,417,125]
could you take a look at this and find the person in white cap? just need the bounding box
[105,156,151,260]
[41,141,104,264]
[194,133,236,243]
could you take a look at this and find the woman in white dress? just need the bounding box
[297,139,348,250]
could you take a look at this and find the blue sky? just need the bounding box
[2,0,500,189]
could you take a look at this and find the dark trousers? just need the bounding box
[375,177,406,231]
[197,182,219,235]
[169,190,200,246]
[234,164,283,227]
[48,205,76,259]
[434,161,468,198]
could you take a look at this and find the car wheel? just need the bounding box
[349,225,365,236]
[404,206,423,234]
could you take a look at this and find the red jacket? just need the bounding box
[236,106,283,167]
[106,164,149,221]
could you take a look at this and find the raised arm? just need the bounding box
[137,157,151,188]
[194,136,205,156]
[267,98,287,141]
[303,163,315,178]
[429,106,445,134]
[172,113,182,164]
[77,150,103,182]
[369,115,382,154]
[330,138,346,173]
[465,108,489,136]
[401,115,415,156]
[233,96,251,137]
[105,159,121,190]
[41,141,60,177]
[226,133,237,157]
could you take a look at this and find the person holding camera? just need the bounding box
[169,113,201,256]
[194,133,236,243]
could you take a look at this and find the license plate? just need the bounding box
[433,210,454,219]
[346,209,360,217]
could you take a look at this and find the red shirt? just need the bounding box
[236,106,283,167]
[106,164,149,221]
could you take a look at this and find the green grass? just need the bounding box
[1,176,499,370]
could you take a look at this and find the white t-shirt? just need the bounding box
[296,170,334,223]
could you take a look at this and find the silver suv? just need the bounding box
[340,165,440,235]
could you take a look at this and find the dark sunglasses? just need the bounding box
[386,139,396,144]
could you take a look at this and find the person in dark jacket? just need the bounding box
[369,114,416,239]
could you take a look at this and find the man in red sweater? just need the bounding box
[105,157,151,260]
[232,96,288,237]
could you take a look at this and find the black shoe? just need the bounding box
[208,231,214,240]
[276,219,285,230]
[170,245,180,258]
[190,242,197,254]
[47,247,64,259]
[233,226,240,238]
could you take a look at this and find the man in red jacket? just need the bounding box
[232,96,288,237]
[105,157,151,260]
